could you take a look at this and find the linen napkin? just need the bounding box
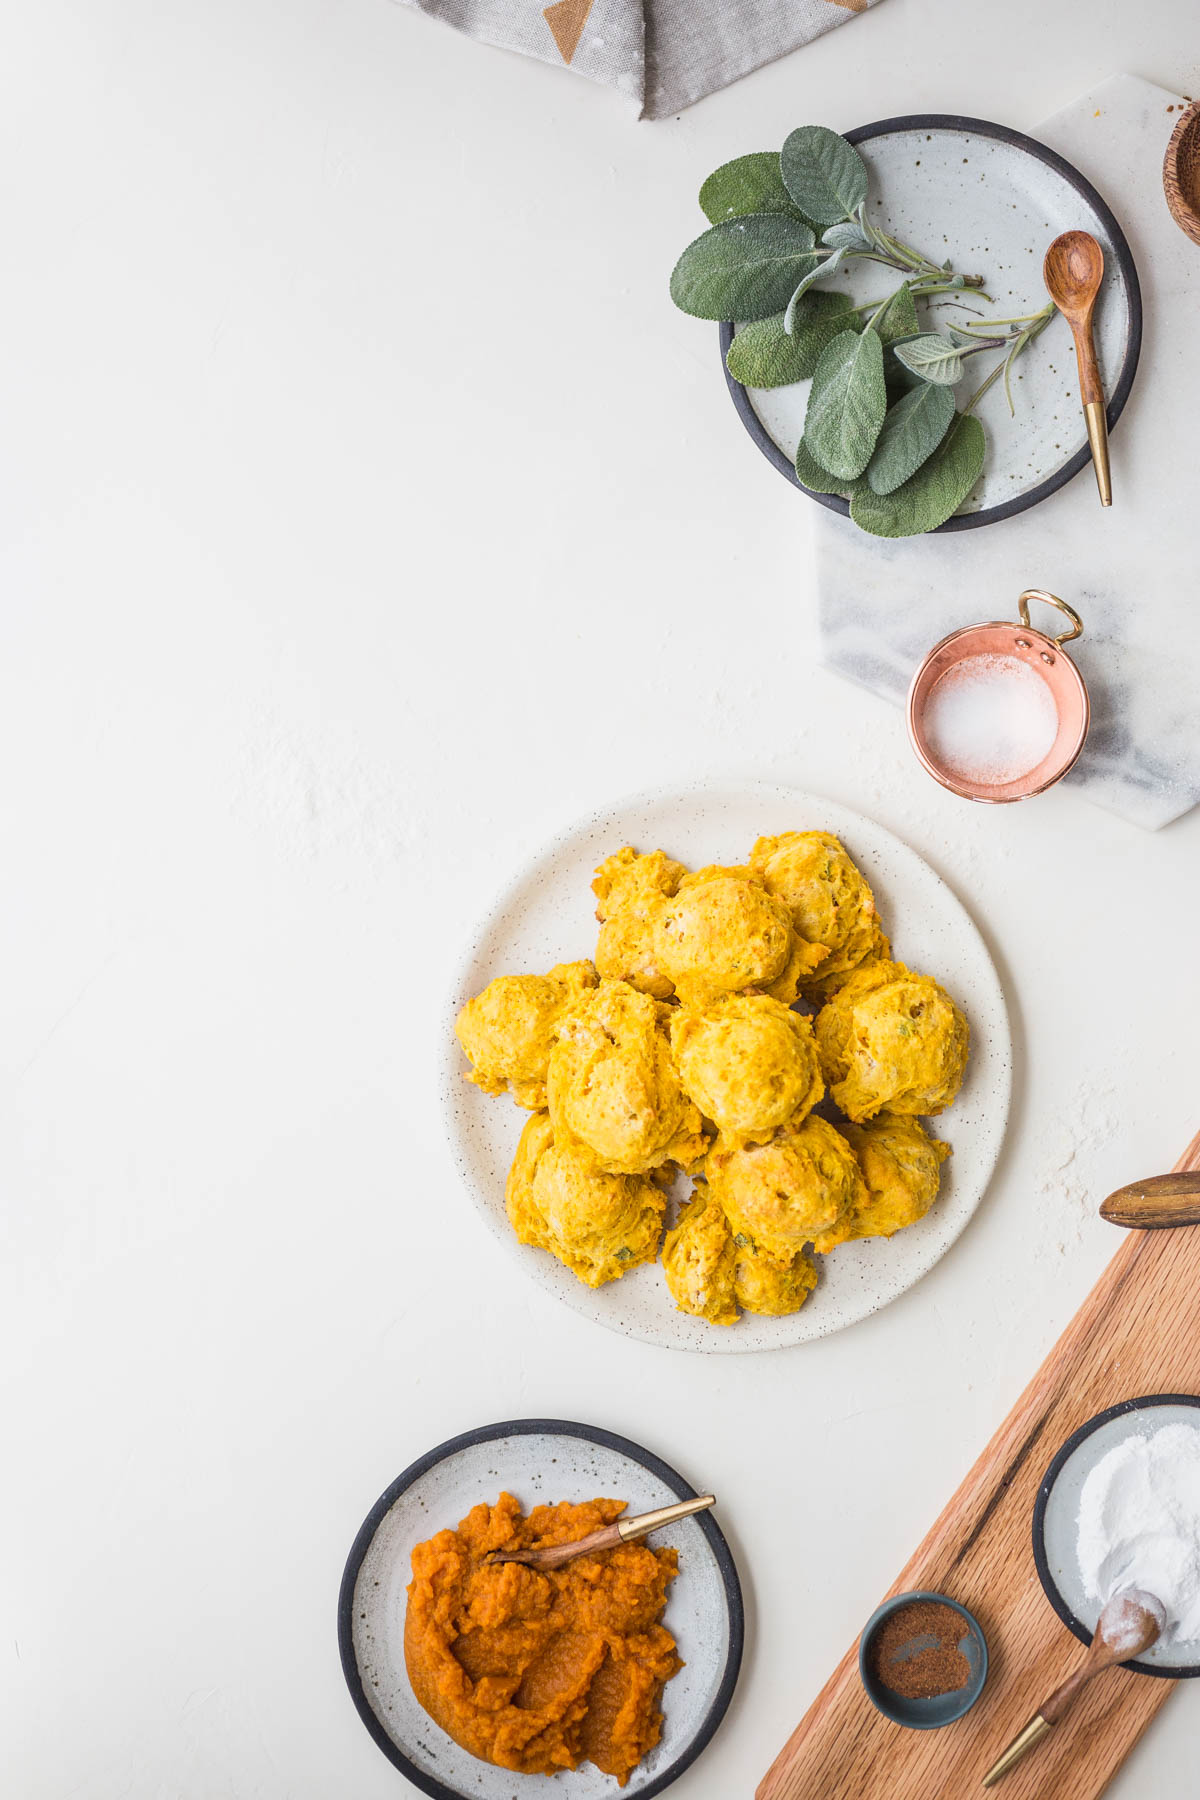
[396,0,883,120]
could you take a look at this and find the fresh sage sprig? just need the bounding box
[893,304,1056,399]
[670,126,1063,537]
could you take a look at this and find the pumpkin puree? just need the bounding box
[404,1492,682,1784]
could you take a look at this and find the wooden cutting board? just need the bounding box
[758,1129,1200,1800]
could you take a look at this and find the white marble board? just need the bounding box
[815,76,1200,830]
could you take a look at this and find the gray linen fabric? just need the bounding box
[397,0,881,118]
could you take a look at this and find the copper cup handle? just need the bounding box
[1018,589,1084,646]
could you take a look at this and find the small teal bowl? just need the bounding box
[859,1590,988,1729]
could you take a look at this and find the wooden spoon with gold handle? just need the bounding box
[983,1589,1164,1786]
[1100,1171,1200,1228]
[1043,230,1111,506]
[484,1495,715,1571]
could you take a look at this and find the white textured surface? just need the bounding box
[447,781,1010,1351]
[350,1428,735,1795]
[817,75,1200,829]
[3,6,1200,1800]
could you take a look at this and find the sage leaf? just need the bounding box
[892,331,967,385]
[850,412,985,536]
[884,343,927,397]
[726,292,857,387]
[780,126,869,226]
[699,152,808,224]
[789,292,864,376]
[803,326,887,482]
[795,436,850,495]
[821,221,872,252]
[870,284,919,345]
[670,214,819,321]
[783,248,848,331]
[865,381,956,494]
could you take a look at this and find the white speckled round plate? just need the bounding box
[722,115,1141,530]
[442,781,1011,1353]
[338,1419,743,1797]
[1034,1394,1200,1677]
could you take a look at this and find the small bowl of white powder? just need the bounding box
[1034,1394,1200,1676]
[907,590,1090,804]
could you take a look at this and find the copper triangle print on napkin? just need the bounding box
[543,0,594,63]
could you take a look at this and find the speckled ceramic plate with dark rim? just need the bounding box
[338,1418,744,1798]
[1033,1393,1200,1677]
[721,113,1142,531]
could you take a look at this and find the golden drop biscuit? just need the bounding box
[814,1113,950,1252]
[670,995,823,1144]
[547,980,708,1175]
[505,1111,557,1247]
[814,960,969,1122]
[505,1112,665,1288]
[652,866,822,1009]
[661,1186,740,1325]
[801,920,892,1007]
[732,1238,818,1316]
[593,848,687,999]
[749,830,889,994]
[455,961,597,1109]
[707,1112,866,1259]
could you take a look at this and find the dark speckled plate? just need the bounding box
[722,115,1141,530]
[338,1420,743,1798]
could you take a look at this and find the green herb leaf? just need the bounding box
[699,152,808,224]
[780,126,869,226]
[892,331,968,385]
[788,295,865,378]
[669,214,819,321]
[803,326,887,481]
[870,284,919,345]
[850,412,985,536]
[884,358,924,398]
[821,221,872,252]
[726,292,857,387]
[782,248,849,332]
[865,381,956,494]
[795,436,850,495]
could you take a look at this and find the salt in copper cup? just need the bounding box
[907,589,1091,804]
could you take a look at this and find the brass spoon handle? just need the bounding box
[619,1494,716,1541]
[486,1494,716,1570]
[982,1713,1053,1787]
[1101,1171,1200,1228]
[982,1665,1106,1785]
[1063,313,1111,506]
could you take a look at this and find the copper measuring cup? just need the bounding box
[907,590,1090,804]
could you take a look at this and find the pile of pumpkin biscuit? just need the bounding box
[456,833,969,1326]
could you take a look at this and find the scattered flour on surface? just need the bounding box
[228,714,419,880]
[1078,1424,1200,1646]
[1034,1078,1118,1255]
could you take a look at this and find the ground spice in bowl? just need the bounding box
[866,1598,972,1699]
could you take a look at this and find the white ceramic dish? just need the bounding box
[442,781,1012,1353]
[723,114,1141,529]
[1034,1394,1200,1676]
[338,1419,743,1797]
